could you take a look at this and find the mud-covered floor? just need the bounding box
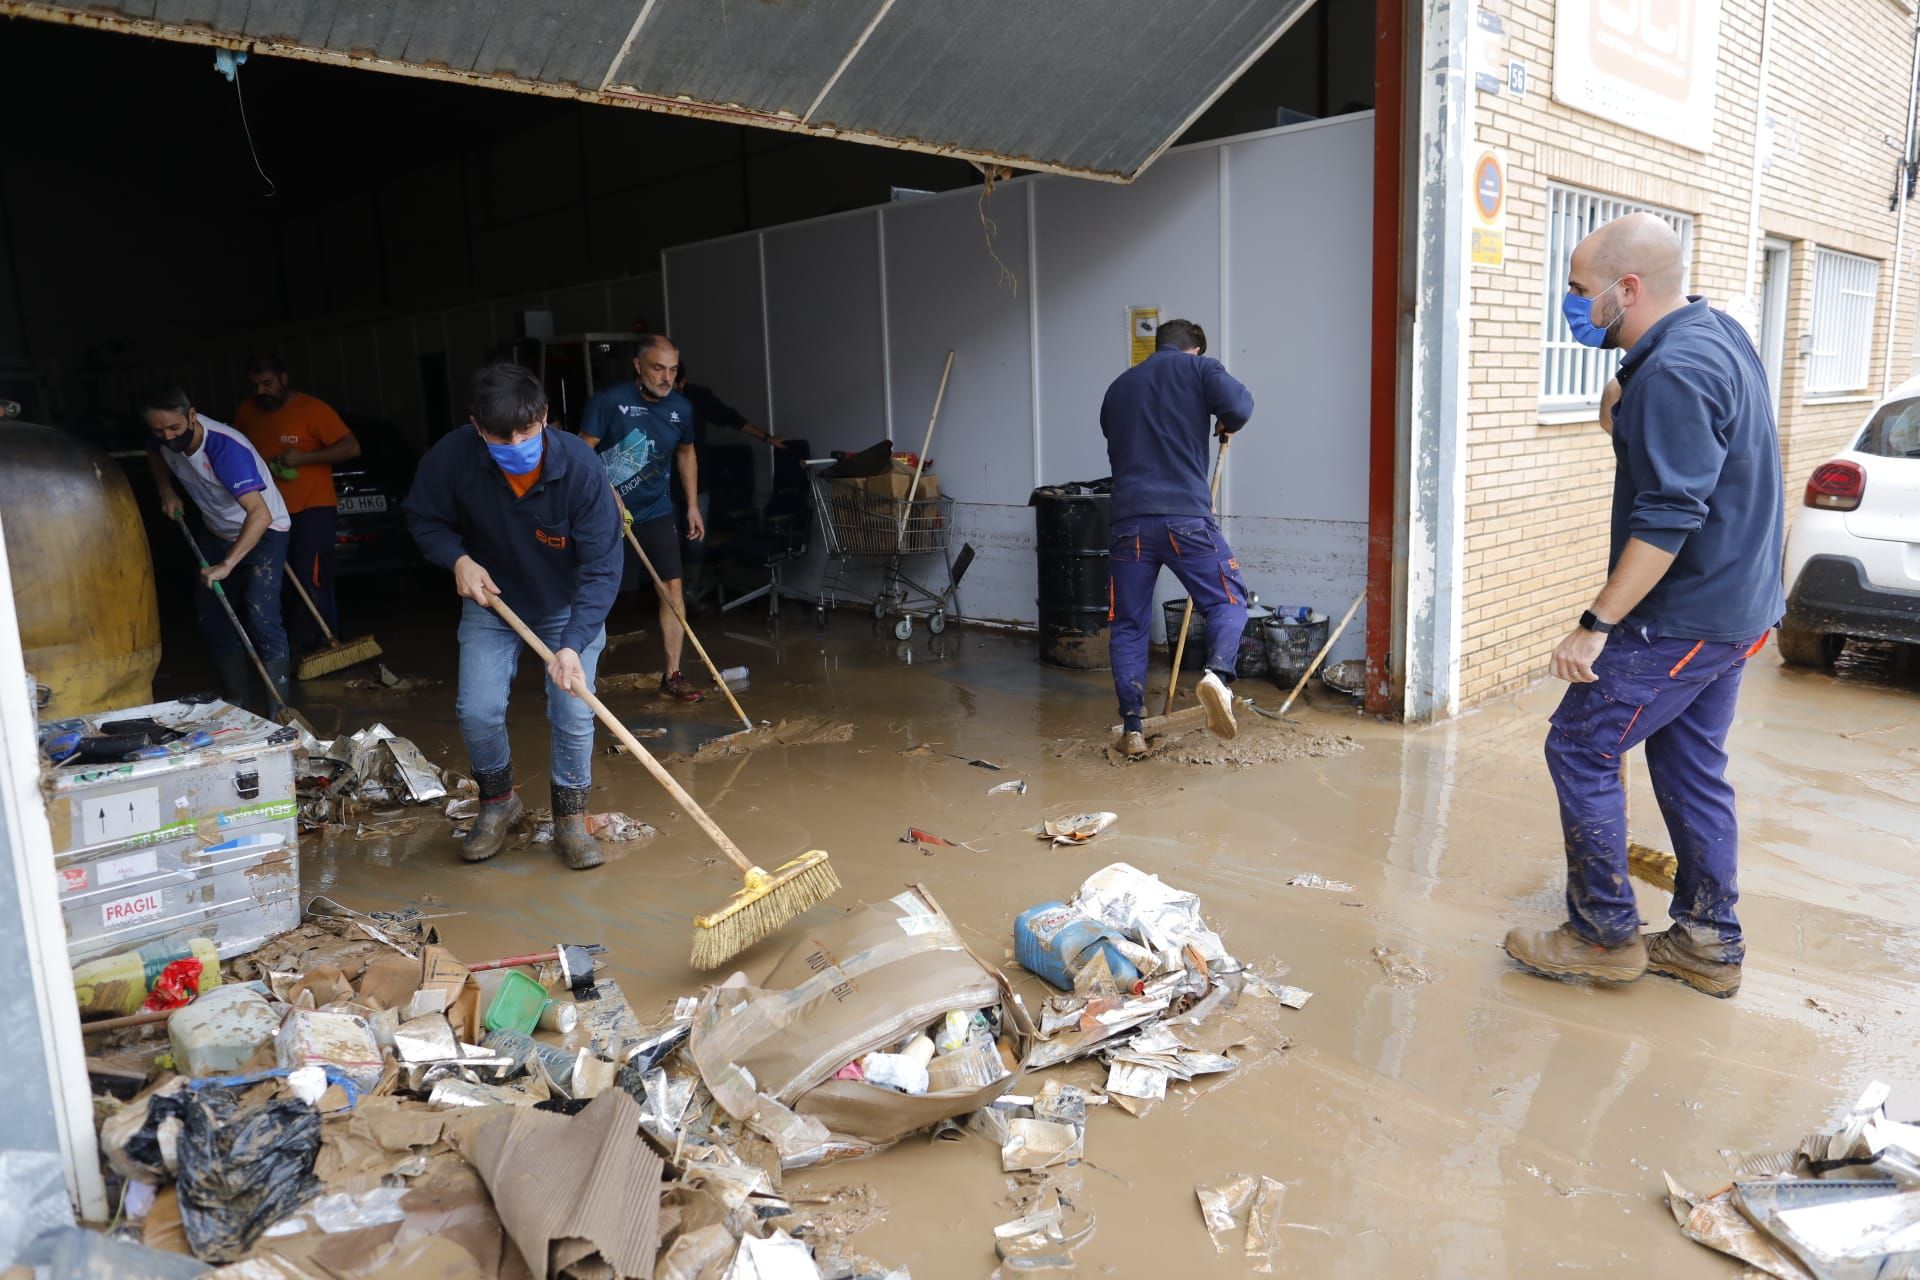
[160,588,1920,1277]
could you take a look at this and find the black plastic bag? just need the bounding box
[122,1090,191,1181]
[174,1087,322,1262]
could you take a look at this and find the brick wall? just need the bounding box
[1458,0,1920,706]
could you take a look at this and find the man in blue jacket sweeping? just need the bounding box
[405,363,624,870]
[1101,319,1256,758]
[1504,213,1784,997]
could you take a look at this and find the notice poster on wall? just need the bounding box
[1128,306,1159,366]
[1553,0,1721,152]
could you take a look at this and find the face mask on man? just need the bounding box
[484,428,545,475]
[1562,277,1626,349]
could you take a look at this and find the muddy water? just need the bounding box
[239,612,1920,1277]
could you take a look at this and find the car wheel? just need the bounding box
[1777,626,1842,670]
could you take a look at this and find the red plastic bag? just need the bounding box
[143,957,204,1011]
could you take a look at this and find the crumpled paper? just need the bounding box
[1035,812,1118,846]
[1197,1174,1287,1273]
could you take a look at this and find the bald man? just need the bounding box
[1503,213,1784,999]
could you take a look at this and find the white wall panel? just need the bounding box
[762,214,887,454]
[662,237,769,428]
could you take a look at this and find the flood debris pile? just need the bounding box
[1667,1081,1920,1279]
[80,862,1289,1277]
[295,723,455,831]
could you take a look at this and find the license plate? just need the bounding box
[338,494,387,514]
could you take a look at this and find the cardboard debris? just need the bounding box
[1033,812,1117,846]
[1287,873,1355,893]
[463,1088,663,1279]
[1001,1119,1083,1172]
[1196,1174,1287,1274]
[721,1230,823,1279]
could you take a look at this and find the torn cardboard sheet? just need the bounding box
[1197,1174,1287,1274]
[463,1088,663,1279]
[721,1229,823,1279]
[1001,1119,1084,1172]
[1034,812,1117,846]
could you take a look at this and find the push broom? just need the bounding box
[284,573,382,678]
[487,594,838,969]
[621,523,752,733]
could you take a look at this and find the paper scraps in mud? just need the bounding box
[992,1167,1096,1280]
[1197,1174,1289,1274]
[1288,873,1355,893]
[344,664,440,693]
[989,778,1029,796]
[298,723,453,828]
[899,827,984,853]
[663,717,856,763]
[1370,945,1433,986]
[1033,812,1117,846]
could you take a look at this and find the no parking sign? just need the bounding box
[1472,150,1506,269]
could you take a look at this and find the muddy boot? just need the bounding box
[462,769,524,863]
[263,659,293,712]
[1503,923,1646,984]
[1198,669,1238,741]
[1116,730,1149,759]
[211,652,251,709]
[551,786,603,871]
[1644,927,1742,998]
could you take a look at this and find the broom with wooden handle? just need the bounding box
[622,524,751,733]
[485,593,838,969]
[284,572,382,678]
[1162,435,1229,714]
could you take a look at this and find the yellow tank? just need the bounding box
[0,421,161,716]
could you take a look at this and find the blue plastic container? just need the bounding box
[1014,902,1142,991]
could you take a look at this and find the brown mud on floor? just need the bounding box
[661,716,857,763]
[253,614,1920,1278]
[1052,711,1360,768]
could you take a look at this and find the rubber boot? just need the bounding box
[263,659,293,714]
[211,652,251,710]
[552,785,604,870]
[462,767,524,863]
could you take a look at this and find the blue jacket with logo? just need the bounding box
[403,427,622,654]
[581,383,696,524]
[1611,297,1785,643]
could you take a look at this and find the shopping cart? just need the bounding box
[806,459,975,639]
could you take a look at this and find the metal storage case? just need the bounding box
[42,698,299,965]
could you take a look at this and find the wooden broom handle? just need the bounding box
[1277,588,1366,717]
[485,594,757,876]
[622,525,752,730]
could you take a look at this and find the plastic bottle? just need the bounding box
[482,1029,579,1089]
[1013,902,1142,992]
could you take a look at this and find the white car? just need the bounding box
[1779,375,1920,667]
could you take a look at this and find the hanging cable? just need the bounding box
[214,49,276,198]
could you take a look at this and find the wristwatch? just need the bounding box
[1578,610,1614,634]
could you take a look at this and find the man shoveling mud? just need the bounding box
[1100,319,1255,757]
[404,364,623,870]
[1503,213,1784,998]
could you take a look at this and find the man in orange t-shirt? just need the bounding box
[234,353,360,656]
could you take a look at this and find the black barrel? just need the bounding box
[1033,488,1111,669]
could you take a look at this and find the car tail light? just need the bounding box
[1805,461,1865,511]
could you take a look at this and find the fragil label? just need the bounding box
[102,890,163,931]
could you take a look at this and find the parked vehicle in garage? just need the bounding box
[332,413,421,577]
[1779,376,1920,668]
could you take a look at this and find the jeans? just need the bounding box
[192,525,290,664]
[285,506,339,650]
[1107,514,1249,720]
[1544,623,1766,962]
[455,600,605,791]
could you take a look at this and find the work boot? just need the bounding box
[1116,730,1149,759]
[263,659,293,711]
[1645,927,1742,998]
[1503,923,1647,985]
[211,652,251,710]
[1197,669,1238,741]
[551,786,604,871]
[462,769,524,863]
[660,671,705,703]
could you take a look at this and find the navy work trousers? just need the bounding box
[1107,514,1249,721]
[1544,623,1767,963]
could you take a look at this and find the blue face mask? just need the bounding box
[1562,278,1624,349]
[485,429,544,475]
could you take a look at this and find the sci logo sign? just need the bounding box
[102,889,163,931]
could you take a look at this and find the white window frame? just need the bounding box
[1538,184,1695,414]
[1806,247,1879,395]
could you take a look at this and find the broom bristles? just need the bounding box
[1627,841,1677,893]
[296,636,383,678]
[690,850,840,970]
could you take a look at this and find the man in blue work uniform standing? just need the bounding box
[1100,319,1255,758]
[404,363,623,871]
[580,335,707,703]
[1504,213,1784,998]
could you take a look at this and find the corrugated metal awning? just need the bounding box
[3,0,1318,181]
